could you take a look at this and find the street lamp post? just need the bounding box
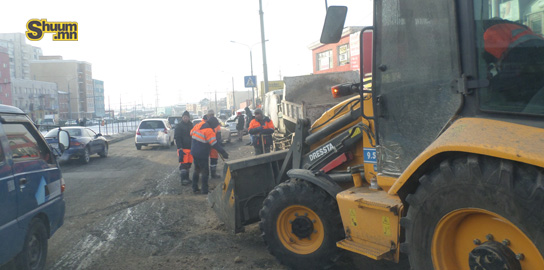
[230,40,268,109]
[259,0,270,97]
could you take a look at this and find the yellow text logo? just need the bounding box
[26,19,78,41]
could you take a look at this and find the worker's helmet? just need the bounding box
[237,111,242,116]
[254,108,263,115]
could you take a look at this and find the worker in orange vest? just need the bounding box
[204,110,222,178]
[190,116,228,194]
[248,108,274,155]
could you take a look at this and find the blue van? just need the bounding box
[0,105,69,269]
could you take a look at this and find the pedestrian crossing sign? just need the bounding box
[244,76,257,88]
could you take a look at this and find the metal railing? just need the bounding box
[38,120,141,136]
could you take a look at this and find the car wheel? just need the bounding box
[15,219,48,270]
[136,144,142,150]
[80,147,91,164]
[99,143,108,157]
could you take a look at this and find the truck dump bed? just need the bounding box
[282,71,359,125]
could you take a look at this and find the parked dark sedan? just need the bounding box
[45,127,108,164]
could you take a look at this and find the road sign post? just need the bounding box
[244,76,257,108]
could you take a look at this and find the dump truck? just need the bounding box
[278,71,360,132]
[263,71,361,150]
[210,1,544,269]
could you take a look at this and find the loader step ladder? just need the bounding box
[335,187,404,262]
[337,238,392,260]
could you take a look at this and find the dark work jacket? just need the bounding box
[174,120,193,149]
[235,115,245,130]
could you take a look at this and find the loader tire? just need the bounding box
[401,155,544,270]
[259,179,344,269]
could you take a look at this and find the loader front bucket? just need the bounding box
[208,150,288,233]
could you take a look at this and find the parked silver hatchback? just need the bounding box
[135,119,174,150]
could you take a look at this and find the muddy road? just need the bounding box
[2,134,409,270]
[40,137,283,270]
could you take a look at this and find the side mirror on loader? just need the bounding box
[320,6,348,44]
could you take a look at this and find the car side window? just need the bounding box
[3,123,52,163]
[86,128,96,137]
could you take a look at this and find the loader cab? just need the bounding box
[322,2,544,269]
[326,0,544,178]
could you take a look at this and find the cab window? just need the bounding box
[475,0,544,115]
[3,123,53,164]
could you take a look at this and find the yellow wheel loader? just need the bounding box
[209,1,544,269]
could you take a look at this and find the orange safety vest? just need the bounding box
[484,23,542,60]
[190,122,219,159]
[248,118,275,146]
[210,125,221,159]
[248,118,274,131]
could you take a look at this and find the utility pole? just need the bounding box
[215,90,218,113]
[155,75,159,116]
[231,40,267,109]
[232,77,235,111]
[259,0,270,102]
[68,88,72,120]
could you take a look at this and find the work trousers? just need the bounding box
[180,163,191,182]
[254,145,271,155]
[210,158,218,177]
[192,157,210,194]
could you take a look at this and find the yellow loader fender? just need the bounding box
[388,117,544,195]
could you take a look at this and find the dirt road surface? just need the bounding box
[2,135,410,270]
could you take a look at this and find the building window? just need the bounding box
[317,50,333,71]
[337,44,350,66]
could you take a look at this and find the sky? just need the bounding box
[0,0,372,108]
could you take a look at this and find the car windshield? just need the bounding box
[44,129,58,138]
[45,128,82,138]
[66,129,83,137]
[139,121,165,129]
